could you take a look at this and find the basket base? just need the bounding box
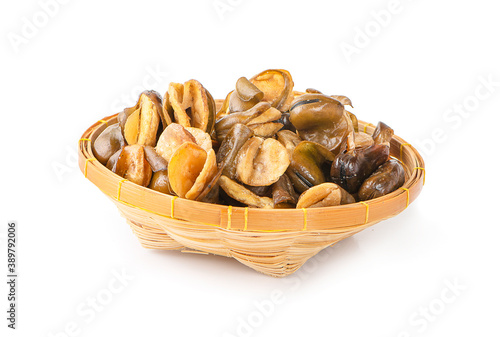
[125,214,373,277]
[128,220,186,250]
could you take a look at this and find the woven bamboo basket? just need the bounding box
[78,101,425,277]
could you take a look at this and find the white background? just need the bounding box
[1,0,499,336]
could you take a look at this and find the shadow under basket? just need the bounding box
[78,111,425,277]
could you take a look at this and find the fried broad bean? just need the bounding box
[372,121,394,146]
[302,90,353,107]
[195,175,221,203]
[143,146,168,172]
[119,91,164,147]
[358,159,405,200]
[330,144,390,194]
[118,90,169,131]
[245,184,271,197]
[248,121,283,139]
[296,183,354,209]
[289,94,352,155]
[149,170,174,195]
[250,69,294,112]
[277,130,302,158]
[331,95,353,108]
[163,79,216,133]
[168,143,218,200]
[142,146,173,195]
[216,124,254,179]
[106,148,122,172]
[219,176,274,209]
[354,132,374,148]
[216,90,232,119]
[331,120,395,194]
[293,90,356,129]
[186,127,213,152]
[275,112,295,132]
[345,110,359,132]
[184,148,218,200]
[114,145,152,187]
[272,174,298,208]
[228,77,264,113]
[286,141,335,194]
[155,123,196,163]
[235,137,290,186]
[305,88,322,94]
[215,102,282,142]
[93,124,125,165]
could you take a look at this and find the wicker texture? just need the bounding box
[79,110,425,277]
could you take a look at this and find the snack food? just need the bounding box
[96,69,407,208]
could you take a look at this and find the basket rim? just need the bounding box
[78,112,425,232]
